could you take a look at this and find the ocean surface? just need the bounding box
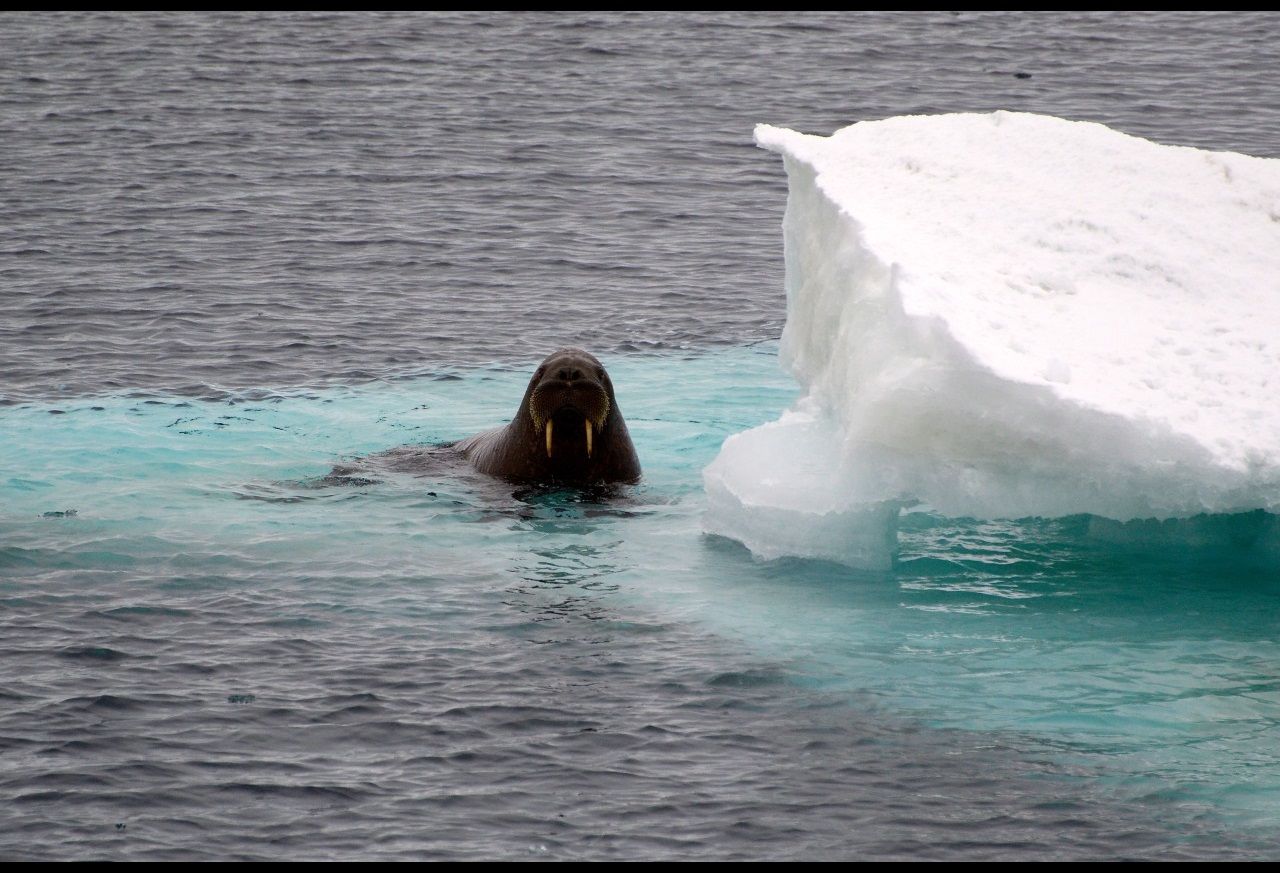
[3,11,1279,860]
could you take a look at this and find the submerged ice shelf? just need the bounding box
[705,112,1280,569]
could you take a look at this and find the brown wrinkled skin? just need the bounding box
[455,349,641,486]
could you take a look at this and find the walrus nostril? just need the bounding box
[557,367,583,382]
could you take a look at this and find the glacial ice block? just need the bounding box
[704,112,1280,567]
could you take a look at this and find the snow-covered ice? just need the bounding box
[704,111,1280,568]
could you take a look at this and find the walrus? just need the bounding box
[454,348,641,486]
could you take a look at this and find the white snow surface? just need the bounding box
[704,112,1280,567]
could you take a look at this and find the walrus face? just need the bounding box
[526,349,612,460]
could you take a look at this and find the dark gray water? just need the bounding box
[3,11,1280,860]
[4,11,1279,400]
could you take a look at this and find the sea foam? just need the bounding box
[705,112,1280,568]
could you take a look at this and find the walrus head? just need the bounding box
[527,350,612,462]
[455,348,642,486]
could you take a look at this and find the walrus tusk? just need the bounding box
[544,419,594,458]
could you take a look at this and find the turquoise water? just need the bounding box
[5,344,1279,852]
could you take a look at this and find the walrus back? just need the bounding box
[454,425,510,476]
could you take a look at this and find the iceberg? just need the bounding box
[704,112,1280,569]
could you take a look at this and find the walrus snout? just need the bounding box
[531,379,609,460]
[529,361,611,434]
